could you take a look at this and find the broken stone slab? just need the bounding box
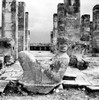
[69,54,89,70]
[0,61,23,81]
[18,51,69,94]
[87,86,99,90]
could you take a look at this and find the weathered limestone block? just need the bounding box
[92,5,99,53]
[80,14,90,41]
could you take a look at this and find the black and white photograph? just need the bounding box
[0,0,99,100]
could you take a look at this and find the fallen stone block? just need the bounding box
[69,55,89,70]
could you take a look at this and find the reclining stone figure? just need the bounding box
[18,41,70,94]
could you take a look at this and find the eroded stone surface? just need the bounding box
[18,51,69,93]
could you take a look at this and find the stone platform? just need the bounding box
[63,56,99,90]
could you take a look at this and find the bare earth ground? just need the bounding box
[1,89,99,100]
[0,51,99,100]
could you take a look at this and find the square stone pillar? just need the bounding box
[64,0,80,42]
[57,3,67,52]
[53,13,58,53]
[92,5,99,53]
[50,31,54,52]
[2,0,18,59]
[27,30,30,51]
[80,14,90,41]
[18,2,25,52]
[25,12,29,51]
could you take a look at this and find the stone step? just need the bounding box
[62,80,77,85]
[64,67,77,78]
[87,86,99,90]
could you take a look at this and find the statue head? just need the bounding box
[57,37,69,52]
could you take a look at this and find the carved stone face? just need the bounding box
[59,43,68,52]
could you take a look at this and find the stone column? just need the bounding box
[18,2,25,52]
[2,0,18,59]
[0,27,2,38]
[27,30,30,51]
[90,22,93,53]
[25,12,29,51]
[57,3,65,37]
[64,0,80,42]
[50,31,53,52]
[53,13,58,53]
[92,5,99,53]
[57,3,67,51]
[80,14,90,41]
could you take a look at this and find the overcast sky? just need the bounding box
[0,0,99,43]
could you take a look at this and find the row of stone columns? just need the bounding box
[81,5,99,53]
[51,0,99,54]
[2,0,30,59]
[51,0,80,53]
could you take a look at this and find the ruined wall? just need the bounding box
[92,5,99,52]
[25,12,29,51]
[64,0,80,42]
[18,2,25,52]
[52,13,58,53]
[2,0,18,59]
[80,14,90,41]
